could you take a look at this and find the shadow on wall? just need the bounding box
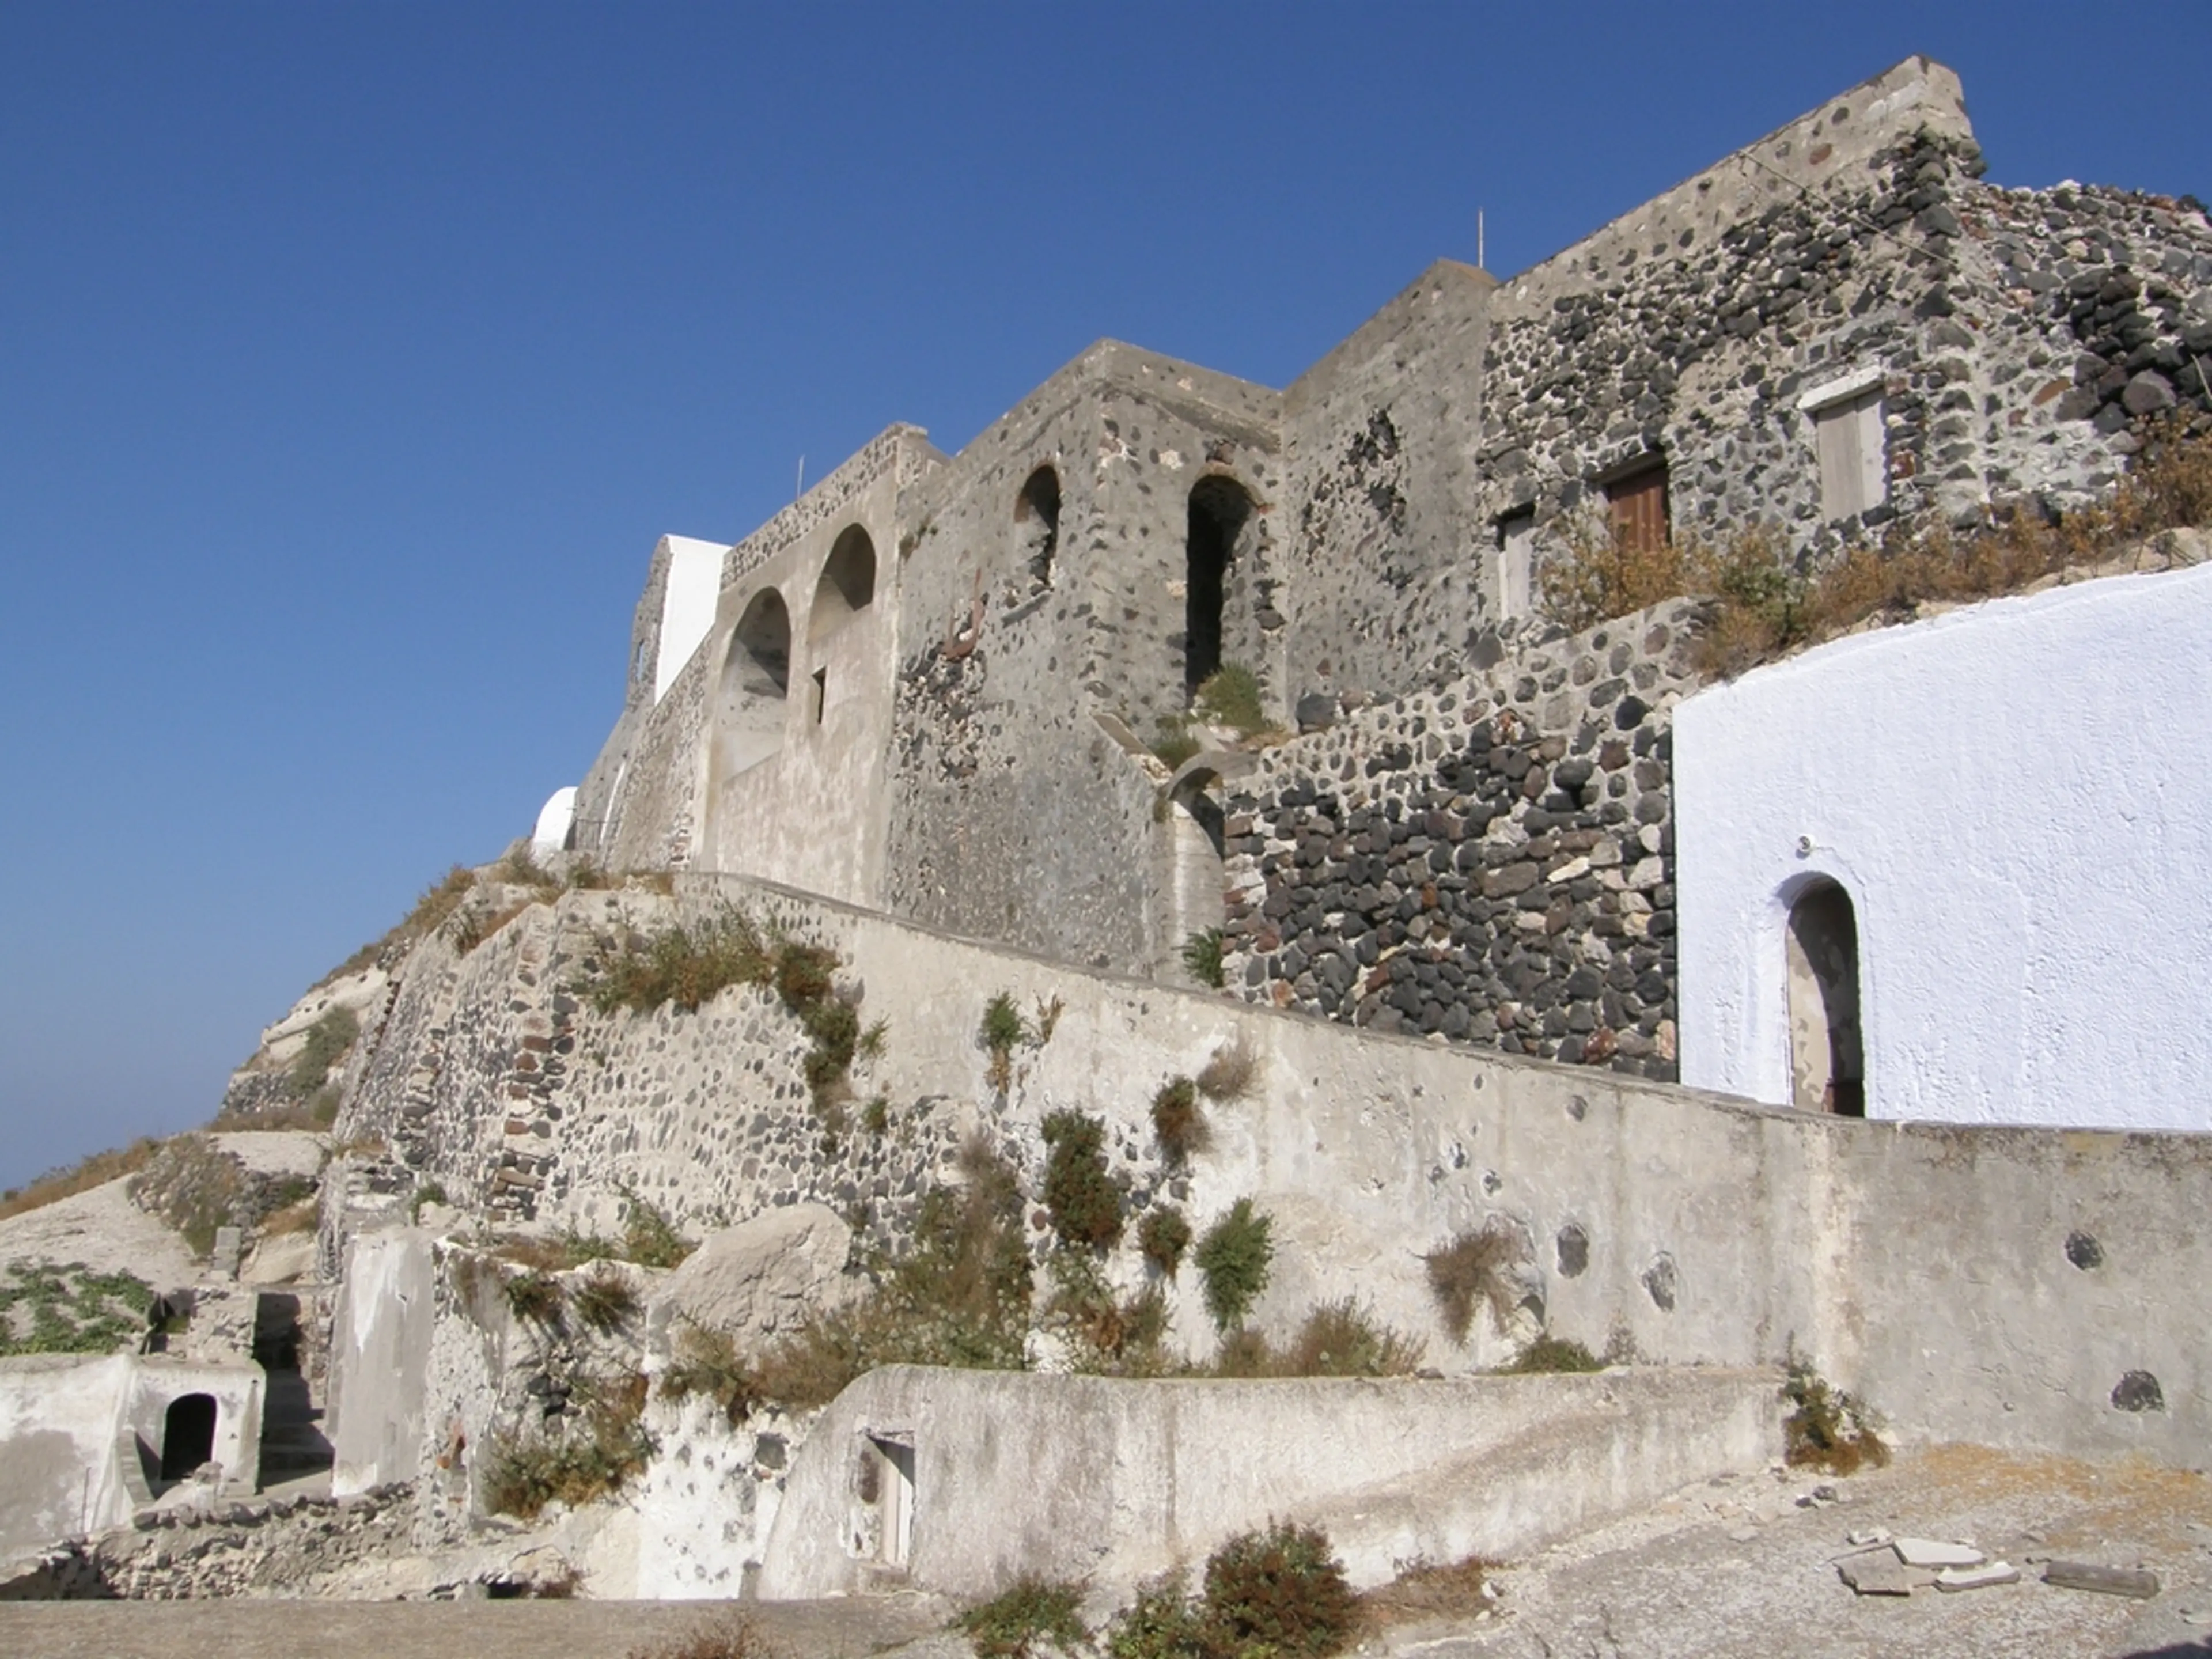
[715,590,793,779]
[1784,877,1863,1118]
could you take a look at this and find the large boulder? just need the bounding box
[652,1203,856,1346]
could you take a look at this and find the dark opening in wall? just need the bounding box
[1185,476,1252,696]
[714,588,792,778]
[812,525,878,641]
[1604,459,1670,556]
[160,1393,218,1482]
[1786,879,1865,1116]
[1016,465,1061,591]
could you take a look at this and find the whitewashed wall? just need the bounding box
[1675,563,2212,1129]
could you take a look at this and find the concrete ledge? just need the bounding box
[757,1364,1783,1600]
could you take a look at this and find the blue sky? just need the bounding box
[2,2,2207,1189]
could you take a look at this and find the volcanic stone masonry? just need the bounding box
[1222,599,1704,1078]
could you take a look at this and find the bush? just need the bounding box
[979,993,1027,1093]
[1181,929,1226,990]
[1138,1206,1192,1276]
[579,907,772,1016]
[1041,1111,1122,1250]
[624,1612,787,1659]
[1194,1198,1272,1331]
[505,1270,566,1328]
[1499,1334,1604,1374]
[1194,662,1267,738]
[660,1323,757,1427]
[1200,1521,1359,1658]
[1106,1525,1360,1658]
[1150,718,1202,770]
[1361,1555,1497,1629]
[1276,1298,1425,1378]
[482,1372,652,1520]
[1423,1219,1529,1346]
[571,1268,640,1335]
[1782,1362,1889,1475]
[288,1006,361,1099]
[953,1575,1090,1659]
[1048,1250,1168,1376]
[1150,1077,1209,1164]
[622,1191,694,1270]
[1195,1038,1256,1103]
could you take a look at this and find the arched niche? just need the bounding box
[160,1393,218,1482]
[714,588,791,778]
[1161,764,1230,982]
[1785,878,1865,1116]
[1015,465,1061,592]
[1185,476,1253,697]
[810,525,877,643]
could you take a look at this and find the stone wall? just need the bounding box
[1222,599,1703,1077]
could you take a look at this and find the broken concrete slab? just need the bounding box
[1836,1549,1936,1596]
[1935,1561,2020,1592]
[1894,1537,1986,1568]
[2043,1560,2161,1598]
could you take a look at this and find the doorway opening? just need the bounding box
[1786,880,1865,1115]
[1185,477,1252,697]
[160,1393,218,1482]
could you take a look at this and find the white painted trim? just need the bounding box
[1796,363,1885,412]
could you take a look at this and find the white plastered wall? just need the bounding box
[1676,563,2212,1129]
[654,536,730,703]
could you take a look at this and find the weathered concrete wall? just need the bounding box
[1224,598,1703,1074]
[332,871,2212,1466]
[1676,558,2212,1130]
[0,1355,262,1566]
[327,1230,435,1499]
[757,1365,1781,1599]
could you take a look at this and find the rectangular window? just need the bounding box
[1812,387,1888,521]
[1497,511,1536,620]
[1605,462,1669,556]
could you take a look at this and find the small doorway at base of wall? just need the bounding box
[1786,880,1865,1116]
[159,1392,218,1483]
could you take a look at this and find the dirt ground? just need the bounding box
[4,1446,2209,1659]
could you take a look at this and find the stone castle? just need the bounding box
[5,55,2211,1619]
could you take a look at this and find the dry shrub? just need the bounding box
[1150,1077,1209,1164]
[1041,1110,1122,1249]
[260,1197,319,1237]
[1048,1250,1169,1376]
[1207,1299,1423,1379]
[1362,1555,1498,1627]
[955,1575,1091,1659]
[571,1268,640,1335]
[1137,1206,1192,1276]
[625,1615,786,1659]
[1537,511,1690,633]
[1782,1362,1889,1475]
[1498,1333,1604,1374]
[659,1322,757,1426]
[0,1139,159,1222]
[483,1370,652,1519]
[1195,1036,1257,1102]
[1424,1219,1529,1346]
[1199,1521,1361,1659]
[452,898,535,956]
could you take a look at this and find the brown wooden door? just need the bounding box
[1607,464,1670,555]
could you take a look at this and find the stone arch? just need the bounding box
[1015,465,1061,592]
[160,1392,218,1482]
[1785,877,1864,1115]
[714,588,791,778]
[810,525,877,643]
[1184,475,1254,698]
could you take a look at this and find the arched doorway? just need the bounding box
[714,589,792,777]
[1015,465,1061,593]
[160,1393,218,1482]
[1185,477,1252,698]
[1786,880,1864,1115]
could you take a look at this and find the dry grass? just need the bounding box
[260,1198,319,1237]
[1424,1219,1529,1346]
[1209,1299,1425,1380]
[1195,1036,1258,1103]
[624,1613,787,1659]
[1782,1363,1889,1475]
[0,1138,160,1222]
[1538,418,2212,672]
[1361,1555,1498,1628]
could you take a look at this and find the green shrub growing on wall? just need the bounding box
[1194,662,1267,738]
[1194,1198,1272,1331]
[953,1575,1091,1659]
[482,1371,652,1520]
[979,992,1027,1093]
[1041,1110,1122,1250]
[1138,1206,1192,1276]
[288,1006,360,1099]
[1150,1076,1209,1164]
[1181,929,1226,990]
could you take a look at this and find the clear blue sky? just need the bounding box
[3,2,2206,1189]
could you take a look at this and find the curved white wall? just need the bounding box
[1676,563,2212,1130]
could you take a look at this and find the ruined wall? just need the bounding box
[1279,260,1497,703]
[1222,599,1702,1077]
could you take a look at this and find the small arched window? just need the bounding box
[714,588,791,778]
[1785,879,1864,1116]
[810,525,877,643]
